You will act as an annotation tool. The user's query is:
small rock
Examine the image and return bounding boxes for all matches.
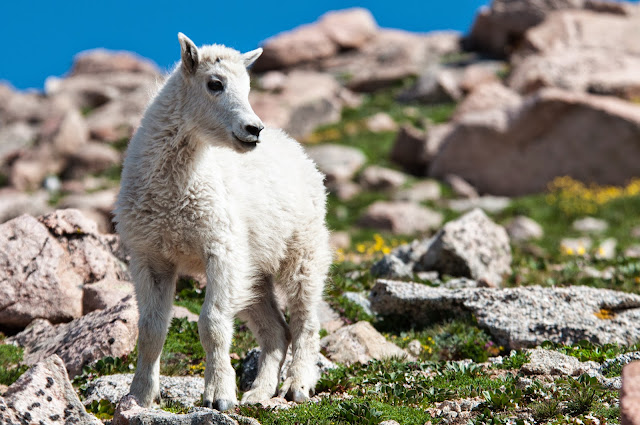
[305,144,366,183]
[0,355,101,425]
[521,348,599,376]
[318,300,343,334]
[259,71,287,92]
[573,217,609,233]
[83,278,134,314]
[393,179,441,203]
[358,201,443,235]
[112,394,238,425]
[625,245,640,258]
[320,321,411,365]
[240,347,336,392]
[390,125,429,175]
[342,292,374,316]
[0,189,51,224]
[380,421,401,425]
[445,174,479,199]
[370,254,414,279]
[447,196,511,214]
[329,231,351,251]
[359,165,407,191]
[506,216,544,242]
[407,339,423,357]
[560,237,593,255]
[418,209,512,287]
[398,65,463,104]
[365,112,397,132]
[172,306,199,322]
[329,180,361,201]
[596,238,617,260]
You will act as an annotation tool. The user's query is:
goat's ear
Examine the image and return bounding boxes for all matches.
[242,48,263,68]
[178,32,199,74]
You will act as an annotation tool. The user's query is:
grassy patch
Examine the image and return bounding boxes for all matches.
[0,344,29,386]
[541,340,640,363]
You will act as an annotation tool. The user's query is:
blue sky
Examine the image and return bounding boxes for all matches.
[0,0,491,90]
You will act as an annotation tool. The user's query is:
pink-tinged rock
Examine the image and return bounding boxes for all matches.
[172,305,199,323]
[394,180,441,203]
[64,142,121,179]
[509,9,640,99]
[46,72,159,111]
[390,125,429,175]
[328,30,461,93]
[8,295,138,377]
[0,215,83,328]
[254,24,338,72]
[430,88,640,196]
[359,165,407,191]
[365,112,397,132]
[622,362,640,425]
[86,88,151,141]
[358,201,443,235]
[0,83,50,125]
[0,188,51,224]
[305,144,366,183]
[519,9,640,57]
[459,61,504,94]
[329,231,351,251]
[48,109,89,155]
[445,174,480,199]
[251,71,347,139]
[0,121,37,165]
[390,124,449,175]
[112,394,239,425]
[83,279,134,314]
[9,144,66,190]
[71,49,159,76]
[466,0,586,57]
[0,355,101,425]
[454,82,522,118]
[39,209,128,283]
[320,321,410,365]
[319,8,378,49]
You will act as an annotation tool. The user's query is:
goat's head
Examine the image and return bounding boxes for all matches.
[177,33,264,152]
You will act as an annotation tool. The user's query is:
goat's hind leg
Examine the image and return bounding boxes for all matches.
[128,258,177,407]
[240,276,291,404]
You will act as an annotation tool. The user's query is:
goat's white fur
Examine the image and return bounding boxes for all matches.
[114,33,331,410]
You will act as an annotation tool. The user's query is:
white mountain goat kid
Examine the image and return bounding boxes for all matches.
[114,33,331,411]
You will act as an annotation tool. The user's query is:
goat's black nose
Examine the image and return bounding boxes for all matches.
[246,125,264,137]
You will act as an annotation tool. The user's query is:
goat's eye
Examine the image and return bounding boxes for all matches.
[207,80,224,92]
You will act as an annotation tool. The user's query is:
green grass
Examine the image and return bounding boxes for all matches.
[0,344,29,386]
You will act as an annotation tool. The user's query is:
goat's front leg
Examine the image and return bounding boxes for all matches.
[129,258,177,407]
[200,252,246,411]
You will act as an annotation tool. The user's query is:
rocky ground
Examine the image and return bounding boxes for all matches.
[1,1,640,424]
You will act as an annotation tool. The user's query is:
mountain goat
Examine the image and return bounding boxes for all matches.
[114,33,331,411]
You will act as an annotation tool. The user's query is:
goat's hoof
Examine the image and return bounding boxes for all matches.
[203,400,212,408]
[285,389,309,403]
[213,399,236,411]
